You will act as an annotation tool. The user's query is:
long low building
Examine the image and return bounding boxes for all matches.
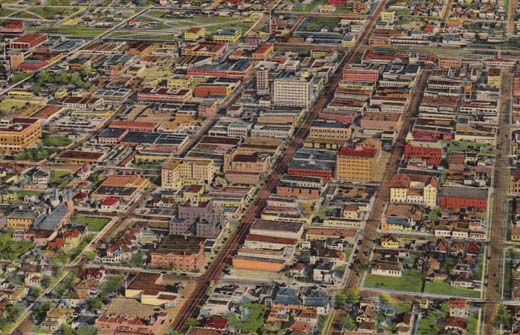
[249,219,304,240]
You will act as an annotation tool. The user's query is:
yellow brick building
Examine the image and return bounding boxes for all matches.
[0,118,42,153]
[212,28,241,43]
[184,26,205,41]
[336,138,381,183]
[161,158,214,189]
[7,211,37,230]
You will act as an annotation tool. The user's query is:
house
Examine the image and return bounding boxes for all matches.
[450,273,474,289]
[80,267,105,280]
[449,298,469,318]
[24,272,41,288]
[42,308,75,332]
[381,203,423,231]
[380,235,400,249]
[445,316,468,333]
[100,197,119,212]
[395,312,414,335]
[370,261,403,277]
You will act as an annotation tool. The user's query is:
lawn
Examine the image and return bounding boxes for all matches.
[17,189,44,200]
[0,8,15,17]
[50,170,72,188]
[0,99,33,114]
[467,314,479,335]
[0,229,34,260]
[226,303,267,333]
[72,216,110,232]
[141,11,253,32]
[12,10,41,19]
[424,281,481,298]
[300,17,341,32]
[288,0,326,12]
[363,271,423,292]
[445,140,495,156]
[43,135,72,147]
[29,7,77,20]
[108,31,177,41]
[30,26,107,38]
[14,148,50,162]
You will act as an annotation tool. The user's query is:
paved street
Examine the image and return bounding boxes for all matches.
[483,70,513,334]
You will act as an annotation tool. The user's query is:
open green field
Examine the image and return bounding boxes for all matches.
[17,189,44,200]
[0,229,34,260]
[446,140,495,156]
[138,12,255,33]
[27,7,78,20]
[363,271,423,292]
[30,26,107,38]
[424,281,481,298]
[72,216,111,232]
[0,8,16,17]
[299,17,341,32]
[283,0,352,13]
[108,31,177,41]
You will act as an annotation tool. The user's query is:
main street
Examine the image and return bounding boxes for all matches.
[170,0,390,330]
[483,70,513,334]
[345,68,430,289]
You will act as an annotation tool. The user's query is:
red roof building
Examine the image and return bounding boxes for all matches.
[10,32,47,49]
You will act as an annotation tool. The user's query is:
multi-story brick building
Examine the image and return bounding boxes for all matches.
[10,32,47,49]
[0,118,42,153]
[95,311,168,335]
[184,26,205,41]
[336,138,382,182]
[389,173,439,208]
[0,20,24,35]
[161,158,214,189]
[150,235,205,271]
[308,120,352,142]
[342,67,380,83]
[223,147,271,185]
[404,140,443,165]
[177,199,224,238]
[439,185,488,210]
[137,87,192,104]
[438,56,462,69]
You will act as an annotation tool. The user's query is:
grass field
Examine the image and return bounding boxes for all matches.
[30,26,107,38]
[424,281,481,298]
[0,8,15,17]
[363,271,423,292]
[108,31,176,41]
[446,140,495,156]
[72,216,111,232]
[140,11,254,33]
[17,190,44,200]
[29,7,78,20]
[0,229,34,260]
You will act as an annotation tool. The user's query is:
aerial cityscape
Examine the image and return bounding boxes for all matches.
[0,0,519,334]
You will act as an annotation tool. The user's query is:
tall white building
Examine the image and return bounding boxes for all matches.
[273,75,314,108]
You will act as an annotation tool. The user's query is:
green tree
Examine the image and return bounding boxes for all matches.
[341,317,355,331]
[344,288,360,305]
[186,318,199,328]
[62,324,75,335]
[33,301,51,322]
[130,251,143,267]
[77,326,97,335]
[495,305,512,329]
[335,291,346,307]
